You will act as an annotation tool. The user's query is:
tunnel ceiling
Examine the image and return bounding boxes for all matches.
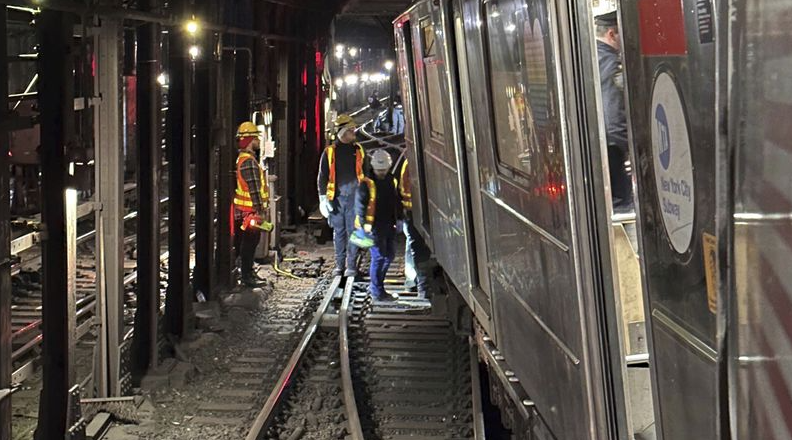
[335,0,412,48]
[257,0,411,48]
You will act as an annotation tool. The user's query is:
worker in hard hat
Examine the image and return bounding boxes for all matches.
[355,149,401,301]
[395,155,430,299]
[234,121,270,287]
[317,114,365,277]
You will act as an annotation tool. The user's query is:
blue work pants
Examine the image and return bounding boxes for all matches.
[369,231,396,299]
[403,219,430,294]
[329,192,358,271]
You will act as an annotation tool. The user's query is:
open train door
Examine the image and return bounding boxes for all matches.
[619,0,726,438]
[727,1,792,438]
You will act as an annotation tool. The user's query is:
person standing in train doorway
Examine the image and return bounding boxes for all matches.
[318,114,366,277]
[395,155,430,299]
[595,10,634,212]
[355,150,401,302]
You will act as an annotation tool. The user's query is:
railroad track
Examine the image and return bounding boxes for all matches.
[247,257,484,440]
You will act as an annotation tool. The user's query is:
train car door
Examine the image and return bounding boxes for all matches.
[458,0,625,437]
[728,1,792,438]
[620,0,722,438]
[405,2,477,298]
[394,14,433,244]
[448,0,494,333]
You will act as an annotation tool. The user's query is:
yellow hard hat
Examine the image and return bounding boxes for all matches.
[334,114,357,132]
[237,121,260,138]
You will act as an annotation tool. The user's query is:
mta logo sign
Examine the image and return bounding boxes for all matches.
[655,104,671,170]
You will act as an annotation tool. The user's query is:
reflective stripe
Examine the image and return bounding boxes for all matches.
[326,143,366,201]
[235,152,269,212]
[355,177,399,229]
[399,159,411,209]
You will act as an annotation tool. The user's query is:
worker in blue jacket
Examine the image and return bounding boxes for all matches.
[355,149,401,301]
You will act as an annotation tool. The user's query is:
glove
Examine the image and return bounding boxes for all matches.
[319,195,333,218]
[363,224,372,234]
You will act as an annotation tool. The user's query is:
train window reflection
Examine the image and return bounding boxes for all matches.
[484,0,564,187]
[421,20,446,140]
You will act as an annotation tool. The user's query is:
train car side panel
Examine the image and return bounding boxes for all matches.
[457,0,598,437]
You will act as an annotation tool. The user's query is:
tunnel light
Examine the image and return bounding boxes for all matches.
[335,51,344,60]
[185,18,200,36]
[505,23,517,33]
[335,44,345,52]
[157,73,168,86]
[348,47,358,57]
[384,60,394,71]
[345,74,359,85]
[334,78,345,88]
[361,73,370,82]
[188,45,201,60]
[370,73,384,83]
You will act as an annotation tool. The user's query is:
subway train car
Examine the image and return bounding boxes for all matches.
[395,0,792,439]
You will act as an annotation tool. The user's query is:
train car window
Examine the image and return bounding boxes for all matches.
[483,0,564,188]
[420,20,446,140]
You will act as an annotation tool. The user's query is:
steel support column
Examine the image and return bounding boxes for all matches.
[0,8,12,439]
[94,18,125,397]
[35,10,75,440]
[132,8,161,379]
[215,53,236,287]
[193,58,213,297]
[276,46,291,224]
[165,26,192,337]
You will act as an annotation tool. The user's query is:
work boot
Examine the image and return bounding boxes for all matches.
[344,268,357,278]
[332,267,344,277]
[241,275,259,288]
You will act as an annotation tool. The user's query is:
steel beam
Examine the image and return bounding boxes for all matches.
[215,53,235,287]
[132,6,161,380]
[193,58,214,298]
[35,10,75,440]
[93,18,124,397]
[0,0,310,42]
[0,8,12,439]
[165,24,192,337]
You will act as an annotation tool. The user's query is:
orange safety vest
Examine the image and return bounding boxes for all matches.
[326,143,365,201]
[234,152,269,212]
[398,159,412,210]
[355,176,398,229]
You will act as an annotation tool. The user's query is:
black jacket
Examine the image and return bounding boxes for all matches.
[355,172,400,234]
[597,40,629,154]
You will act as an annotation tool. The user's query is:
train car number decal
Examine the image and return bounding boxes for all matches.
[650,71,695,254]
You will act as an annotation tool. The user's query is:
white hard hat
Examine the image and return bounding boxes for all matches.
[370,149,392,171]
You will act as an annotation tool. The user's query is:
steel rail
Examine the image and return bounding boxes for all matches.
[339,277,365,440]
[245,275,343,440]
